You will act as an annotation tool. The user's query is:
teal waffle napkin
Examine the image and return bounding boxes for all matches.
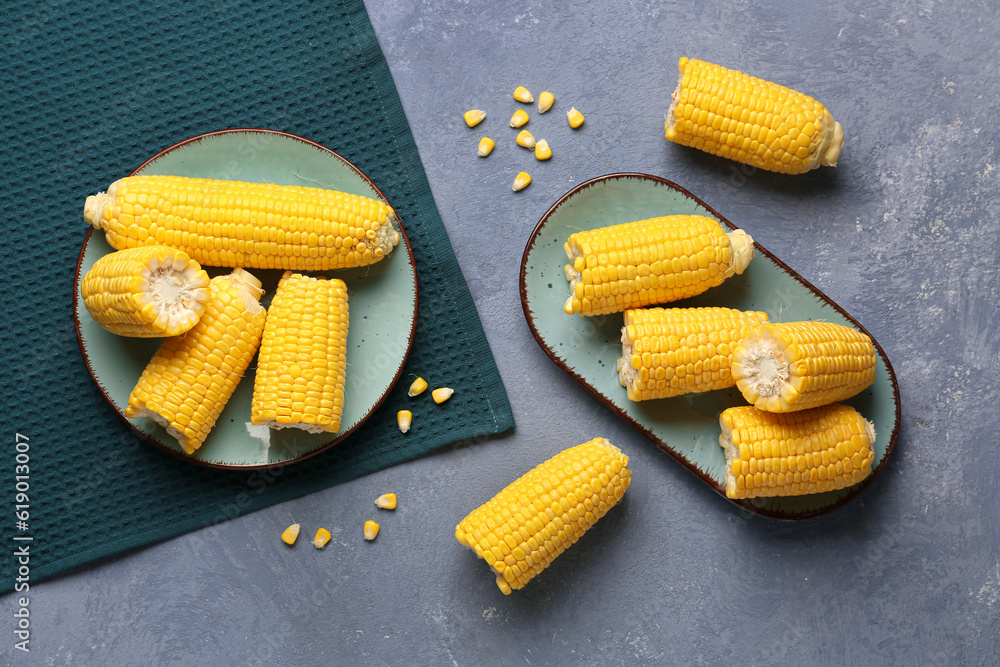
[0,0,514,589]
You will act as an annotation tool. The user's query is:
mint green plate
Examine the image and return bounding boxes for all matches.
[74,129,418,469]
[519,173,900,519]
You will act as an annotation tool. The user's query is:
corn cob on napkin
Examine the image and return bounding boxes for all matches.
[0,0,514,589]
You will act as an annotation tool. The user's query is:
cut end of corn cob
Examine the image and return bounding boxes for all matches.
[477,137,495,157]
[364,520,380,541]
[397,409,412,433]
[282,523,301,545]
[665,57,843,174]
[732,321,877,413]
[538,91,554,113]
[376,493,397,510]
[512,172,532,192]
[455,437,631,595]
[431,387,454,404]
[313,527,332,549]
[81,246,210,337]
[562,215,755,316]
[534,139,552,160]
[516,130,536,149]
[567,107,585,129]
[510,109,530,128]
[464,109,487,127]
[513,86,534,103]
[619,307,770,401]
[407,377,428,396]
[719,404,875,499]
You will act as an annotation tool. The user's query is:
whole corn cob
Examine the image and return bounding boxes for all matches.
[665,57,844,174]
[84,175,400,271]
[719,404,875,499]
[455,437,630,595]
[251,271,349,434]
[618,306,770,401]
[731,321,876,413]
[81,246,210,337]
[125,268,267,454]
[564,214,754,316]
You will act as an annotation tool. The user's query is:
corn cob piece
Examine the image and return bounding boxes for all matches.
[564,214,754,316]
[665,57,844,174]
[618,306,770,401]
[719,404,875,499]
[125,269,266,454]
[251,271,349,434]
[455,437,630,595]
[732,321,876,413]
[81,246,210,337]
[84,175,400,271]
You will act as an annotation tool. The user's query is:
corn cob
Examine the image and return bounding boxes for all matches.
[665,57,844,174]
[618,306,770,401]
[719,404,875,499]
[81,246,210,337]
[251,271,349,434]
[732,321,876,413]
[84,175,400,271]
[564,214,754,316]
[455,437,630,595]
[125,269,266,454]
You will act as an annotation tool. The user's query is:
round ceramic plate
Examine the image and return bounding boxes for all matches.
[74,129,418,469]
[519,173,900,519]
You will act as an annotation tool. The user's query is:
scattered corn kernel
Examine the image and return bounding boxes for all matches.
[516,130,536,149]
[534,139,552,160]
[538,91,554,113]
[408,377,428,396]
[397,409,412,433]
[567,107,585,129]
[512,172,532,192]
[364,520,380,541]
[464,109,486,127]
[510,109,529,128]
[477,137,495,157]
[432,387,455,403]
[281,523,300,545]
[313,527,332,549]
[376,493,398,510]
[513,86,534,103]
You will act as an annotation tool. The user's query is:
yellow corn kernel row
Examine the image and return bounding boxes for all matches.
[732,321,876,412]
[564,214,755,316]
[665,57,843,174]
[719,404,875,499]
[619,306,770,401]
[455,437,630,594]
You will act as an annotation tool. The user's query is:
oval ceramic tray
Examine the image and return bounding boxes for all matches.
[519,173,900,519]
[74,129,418,469]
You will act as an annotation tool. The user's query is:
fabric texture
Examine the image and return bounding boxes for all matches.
[0,0,514,589]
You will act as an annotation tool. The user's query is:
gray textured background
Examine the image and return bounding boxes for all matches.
[7,1,999,665]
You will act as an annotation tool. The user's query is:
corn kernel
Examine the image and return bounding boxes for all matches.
[512,172,532,192]
[313,527,332,549]
[281,523,300,545]
[464,109,486,127]
[408,377,428,397]
[516,130,536,149]
[567,107,585,129]
[538,91,554,113]
[397,409,412,433]
[376,493,398,510]
[534,139,552,160]
[364,520,380,541]
[510,109,529,128]
[432,387,455,403]
[513,86,534,103]
[477,137,495,157]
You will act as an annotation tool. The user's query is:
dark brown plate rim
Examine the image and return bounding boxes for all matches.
[73,127,419,471]
[518,172,901,520]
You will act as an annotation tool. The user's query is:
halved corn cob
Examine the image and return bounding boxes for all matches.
[84,175,400,271]
[81,246,210,337]
[618,306,770,401]
[125,269,266,454]
[564,214,754,316]
[455,437,630,595]
[251,271,349,434]
[719,404,875,499]
[732,321,876,413]
[665,57,844,174]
